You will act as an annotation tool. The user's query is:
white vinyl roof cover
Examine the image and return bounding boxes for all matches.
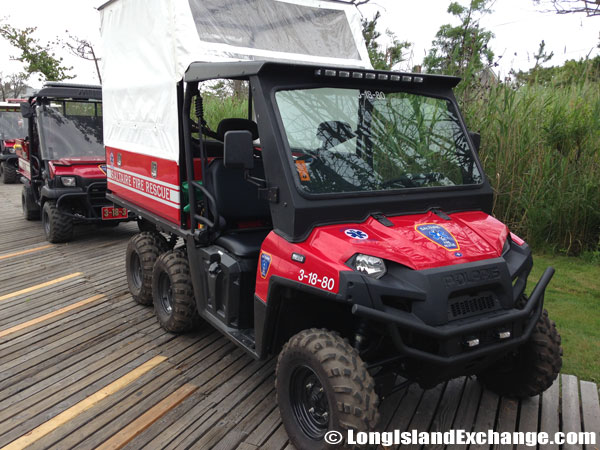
[99,0,371,162]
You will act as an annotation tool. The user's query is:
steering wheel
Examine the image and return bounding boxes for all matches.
[380,172,446,189]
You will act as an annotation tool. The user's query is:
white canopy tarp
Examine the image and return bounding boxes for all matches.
[99,0,371,162]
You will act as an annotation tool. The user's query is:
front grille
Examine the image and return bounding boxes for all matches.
[88,183,108,206]
[448,292,499,320]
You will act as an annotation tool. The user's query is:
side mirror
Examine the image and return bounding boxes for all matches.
[468,131,481,153]
[224,130,254,170]
[20,102,34,119]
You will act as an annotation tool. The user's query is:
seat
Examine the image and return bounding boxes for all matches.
[216,118,259,142]
[206,159,271,258]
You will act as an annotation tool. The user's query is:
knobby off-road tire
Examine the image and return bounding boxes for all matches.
[22,186,40,220]
[478,307,562,398]
[1,162,17,184]
[42,202,73,243]
[126,232,169,305]
[276,329,380,450]
[152,249,199,333]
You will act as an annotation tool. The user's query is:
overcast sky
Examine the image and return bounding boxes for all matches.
[0,0,598,88]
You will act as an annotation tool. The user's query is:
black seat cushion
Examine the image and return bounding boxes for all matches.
[207,159,270,222]
[216,118,259,142]
[215,229,270,258]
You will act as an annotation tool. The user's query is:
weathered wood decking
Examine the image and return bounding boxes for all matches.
[0,183,598,449]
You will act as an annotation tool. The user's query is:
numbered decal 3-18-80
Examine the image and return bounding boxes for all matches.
[298,269,335,291]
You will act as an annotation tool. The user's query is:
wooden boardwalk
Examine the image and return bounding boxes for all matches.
[0,182,598,450]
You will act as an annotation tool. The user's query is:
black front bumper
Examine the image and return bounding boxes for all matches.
[341,241,553,371]
[44,182,136,223]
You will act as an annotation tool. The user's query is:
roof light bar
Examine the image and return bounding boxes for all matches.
[314,68,425,84]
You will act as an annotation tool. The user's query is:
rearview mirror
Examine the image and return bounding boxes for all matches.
[469,131,481,153]
[20,102,34,119]
[224,130,254,170]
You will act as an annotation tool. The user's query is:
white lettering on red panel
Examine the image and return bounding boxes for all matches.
[107,166,180,208]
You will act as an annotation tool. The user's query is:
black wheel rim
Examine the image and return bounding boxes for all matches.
[157,271,173,314]
[289,365,330,440]
[130,252,142,289]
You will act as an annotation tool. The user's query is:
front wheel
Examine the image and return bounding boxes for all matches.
[478,308,562,397]
[42,202,73,243]
[1,162,17,184]
[276,329,380,450]
[22,186,40,220]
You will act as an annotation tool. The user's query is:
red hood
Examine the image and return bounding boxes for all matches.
[49,159,107,179]
[305,211,509,271]
[2,140,15,147]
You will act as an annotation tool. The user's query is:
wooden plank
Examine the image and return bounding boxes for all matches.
[580,380,600,450]
[1,356,167,450]
[517,396,540,450]
[540,377,560,450]
[425,377,466,450]
[400,382,445,450]
[385,382,424,435]
[0,272,83,302]
[562,374,582,450]
[0,294,104,338]
[469,389,500,450]
[447,377,483,450]
[0,244,53,261]
[95,383,198,450]
[494,397,519,450]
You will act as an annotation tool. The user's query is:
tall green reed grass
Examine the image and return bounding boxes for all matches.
[463,80,600,254]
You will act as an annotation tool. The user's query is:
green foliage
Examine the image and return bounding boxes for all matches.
[512,55,600,86]
[463,79,600,254]
[423,0,494,77]
[361,11,412,70]
[0,22,73,82]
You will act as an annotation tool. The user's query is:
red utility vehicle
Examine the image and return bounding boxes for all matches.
[17,83,134,243]
[0,100,28,184]
[100,1,562,448]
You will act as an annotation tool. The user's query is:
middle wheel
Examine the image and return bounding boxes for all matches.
[152,249,199,333]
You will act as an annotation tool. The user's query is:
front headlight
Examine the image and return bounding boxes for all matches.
[8,147,16,154]
[61,176,76,187]
[353,254,387,279]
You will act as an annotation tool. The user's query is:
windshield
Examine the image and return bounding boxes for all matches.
[275,87,482,195]
[37,100,104,160]
[0,109,27,140]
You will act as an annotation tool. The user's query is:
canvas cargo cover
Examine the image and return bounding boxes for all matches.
[99,0,371,162]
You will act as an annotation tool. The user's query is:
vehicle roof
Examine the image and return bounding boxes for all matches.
[0,102,22,108]
[184,60,461,88]
[32,83,102,101]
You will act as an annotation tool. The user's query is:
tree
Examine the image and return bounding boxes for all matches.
[423,0,495,79]
[0,22,73,82]
[0,72,28,101]
[534,0,600,16]
[361,11,412,70]
[60,33,102,84]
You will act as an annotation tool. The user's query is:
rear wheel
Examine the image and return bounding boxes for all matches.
[276,329,380,449]
[126,232,169,305]
[1,162,17,184]
[152,249,199,333]
[478,308,562,397]
[42,202,73,243]
[22,186,40,220]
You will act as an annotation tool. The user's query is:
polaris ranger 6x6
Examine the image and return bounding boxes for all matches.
[17,83,134,243]
[100,1,561,449]
[0,100,27,184]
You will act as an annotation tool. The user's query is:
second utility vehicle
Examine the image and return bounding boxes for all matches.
[0,100,27,184]
[100,1,562,449]
[17,82,135,242]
